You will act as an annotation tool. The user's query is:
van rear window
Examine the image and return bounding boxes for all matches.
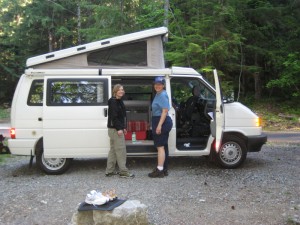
[28,80,44,106]
[46,78,108,106]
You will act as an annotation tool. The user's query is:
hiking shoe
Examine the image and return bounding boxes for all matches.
[119,172,135,178]
[105,171,119,177]
[85,190,109,205]
[163,169,168,176]
[148,168,164,178]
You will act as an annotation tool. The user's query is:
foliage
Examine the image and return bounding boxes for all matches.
[0,107,10,119]
[79,0,165,41]
[242,98,300,131]
[0,0,300,104]
[266,53,300,98]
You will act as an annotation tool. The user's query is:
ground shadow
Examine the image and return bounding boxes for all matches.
[2,153,269,177]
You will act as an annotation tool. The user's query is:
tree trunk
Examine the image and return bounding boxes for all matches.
[77,4,81,45]
[253,52,262,100]
[253,72,261,100]
[48,31,53,52]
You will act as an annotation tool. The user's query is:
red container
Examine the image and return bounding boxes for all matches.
[127,120,148,132]
[125,131,147,140]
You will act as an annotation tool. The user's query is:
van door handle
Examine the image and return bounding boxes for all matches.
[38,117,43,121]
[104,108,108,117]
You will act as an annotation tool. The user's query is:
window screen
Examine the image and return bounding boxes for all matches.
[87,41,147,67]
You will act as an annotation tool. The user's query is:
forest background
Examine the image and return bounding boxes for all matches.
[0,0,299,130]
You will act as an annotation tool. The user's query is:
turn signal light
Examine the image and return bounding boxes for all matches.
[255,117,262,127]
[10,128,16,139]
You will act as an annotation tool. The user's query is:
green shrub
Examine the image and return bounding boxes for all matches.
[0,107,10,119]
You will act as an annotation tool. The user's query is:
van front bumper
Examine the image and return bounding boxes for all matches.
[247,133,268,152]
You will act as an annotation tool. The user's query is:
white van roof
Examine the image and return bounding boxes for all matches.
[26,27,168,69]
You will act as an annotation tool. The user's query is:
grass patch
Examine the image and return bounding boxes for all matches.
[0,154,11,165]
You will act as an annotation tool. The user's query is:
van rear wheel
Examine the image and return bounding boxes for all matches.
[36,149,71,175]
[215,135,247,169]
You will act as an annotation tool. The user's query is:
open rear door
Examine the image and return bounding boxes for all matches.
[213,69,225,152]
[43,76,111,158]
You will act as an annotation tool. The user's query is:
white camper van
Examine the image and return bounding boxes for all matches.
[8,27,267,174]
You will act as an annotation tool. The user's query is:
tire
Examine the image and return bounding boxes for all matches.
[36,147,72,175]
[214,135,247,169]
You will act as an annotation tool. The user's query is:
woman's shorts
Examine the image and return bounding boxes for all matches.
[152,116,173,147]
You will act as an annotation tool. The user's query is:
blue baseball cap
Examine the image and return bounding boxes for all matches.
[154,76,165,85]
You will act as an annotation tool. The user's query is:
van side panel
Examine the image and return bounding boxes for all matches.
[8,75,43,156]
[43,106,110,157]
[224,102,261,136]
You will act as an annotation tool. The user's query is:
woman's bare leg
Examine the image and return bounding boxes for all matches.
[157,146,165,168]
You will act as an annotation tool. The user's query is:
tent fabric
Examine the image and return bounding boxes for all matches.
[31,37,165,69]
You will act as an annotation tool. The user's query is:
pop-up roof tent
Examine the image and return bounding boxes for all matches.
[26,27,168,69]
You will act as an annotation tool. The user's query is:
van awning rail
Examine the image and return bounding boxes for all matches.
[24,67,200,76]
[25,68,172,76]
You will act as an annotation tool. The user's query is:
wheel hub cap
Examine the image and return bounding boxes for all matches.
[220,142,241,164]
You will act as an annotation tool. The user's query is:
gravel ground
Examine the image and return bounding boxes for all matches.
[0,143,299,225]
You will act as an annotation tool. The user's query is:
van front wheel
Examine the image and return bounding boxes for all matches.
[215,135,247,169]
[36,150,72,175]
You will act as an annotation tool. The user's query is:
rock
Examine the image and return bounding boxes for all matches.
[71,211,94,225]
[70,200,148,225]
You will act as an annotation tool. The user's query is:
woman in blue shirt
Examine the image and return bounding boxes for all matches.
[148,77,173,178]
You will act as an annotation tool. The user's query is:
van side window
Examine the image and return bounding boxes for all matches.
[46,78,108,106]
[122,84,152,100]
[27,79,44,106]
[171,77,215,103]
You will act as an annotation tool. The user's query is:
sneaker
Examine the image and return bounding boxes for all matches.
[119,172,135,178]
[148,168,164,178]
[85,190,109,205]
[105,171,119,177]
